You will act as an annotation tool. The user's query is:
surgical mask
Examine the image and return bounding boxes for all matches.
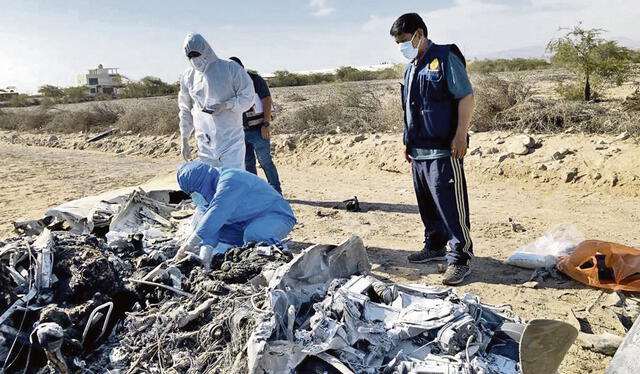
[190,192,209,208]
[399,32,420,61]
[190,56,207,72]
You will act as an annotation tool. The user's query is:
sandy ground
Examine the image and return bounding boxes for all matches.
[2,140,639,373]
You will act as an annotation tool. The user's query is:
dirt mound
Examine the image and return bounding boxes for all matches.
[2,129,639,197]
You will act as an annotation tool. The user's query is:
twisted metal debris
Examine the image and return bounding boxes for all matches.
[1,181,581,374]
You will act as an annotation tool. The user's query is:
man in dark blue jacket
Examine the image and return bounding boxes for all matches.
[390,13,475,285]
[230,57,282,194]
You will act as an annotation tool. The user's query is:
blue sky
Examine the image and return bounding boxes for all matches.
[1,0,639,93]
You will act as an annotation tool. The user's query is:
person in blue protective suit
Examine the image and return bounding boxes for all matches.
[173,161,296,262]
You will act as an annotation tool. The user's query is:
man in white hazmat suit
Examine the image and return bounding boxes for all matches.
[178,33,255,168]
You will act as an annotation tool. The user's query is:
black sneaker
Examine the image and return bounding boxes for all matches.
[407,247,447,263]
[442,264,471,285]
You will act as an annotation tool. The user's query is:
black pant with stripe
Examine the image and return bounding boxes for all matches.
[411,156,473,265]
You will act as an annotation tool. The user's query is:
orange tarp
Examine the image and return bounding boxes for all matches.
[557,240,640,292]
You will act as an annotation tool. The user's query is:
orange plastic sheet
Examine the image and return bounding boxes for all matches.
[557,240,640,292]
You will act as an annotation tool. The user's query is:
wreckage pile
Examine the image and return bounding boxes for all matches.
[0,184,295,373]
[1,181,580,373]
[247,238,578,374]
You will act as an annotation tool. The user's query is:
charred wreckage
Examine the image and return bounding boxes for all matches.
[0,177,592,374]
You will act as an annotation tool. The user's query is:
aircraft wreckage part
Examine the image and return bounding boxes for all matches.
[33,229,55,291]
[35,322,70,374]
[125,278,194,298]
[248,235,579,374]
[86,128,115,143]
[81,301,114,346]
[248,236,371,374]
[519,319,578,374]
[1,171,582,374]
[44,173,180,235]
[606,316,640,374]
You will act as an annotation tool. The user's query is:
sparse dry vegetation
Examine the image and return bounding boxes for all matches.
[623,87,640,112]
[1,68,639,137]
[495,100,640,134]
[468,58,550,73]
[273,85,402,134]
[116,101,178,134]
[472,74,533,131]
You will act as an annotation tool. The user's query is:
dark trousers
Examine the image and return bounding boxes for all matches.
[244,127,282,193]
[411,157,473,265]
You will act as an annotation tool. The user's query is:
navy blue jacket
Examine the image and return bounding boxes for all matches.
[402,43,466,150]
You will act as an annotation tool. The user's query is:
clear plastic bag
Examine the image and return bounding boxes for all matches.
[505,223,585,269]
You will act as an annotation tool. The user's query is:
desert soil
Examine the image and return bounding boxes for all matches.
[2,132,639,374]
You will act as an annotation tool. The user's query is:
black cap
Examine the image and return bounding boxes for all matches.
[229,56,243,67]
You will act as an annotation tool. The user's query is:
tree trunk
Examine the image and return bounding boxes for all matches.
[584,74,591,101]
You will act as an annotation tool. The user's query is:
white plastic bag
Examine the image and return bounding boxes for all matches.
[505,223,584,269]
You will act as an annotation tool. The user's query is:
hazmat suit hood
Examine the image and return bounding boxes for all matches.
[177,161,219,201]
[183,33,218,72]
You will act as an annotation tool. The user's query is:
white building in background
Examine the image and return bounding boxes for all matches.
[77,64,122,97]
[0,86,19,102]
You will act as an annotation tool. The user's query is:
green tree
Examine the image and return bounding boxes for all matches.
[63,86,90,102]
[38,85,65,98]
[547,24,633,101]
[8,94,32,107]
[121,76,178,98]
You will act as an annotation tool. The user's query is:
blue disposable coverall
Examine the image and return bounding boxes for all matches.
[176,161,296,249]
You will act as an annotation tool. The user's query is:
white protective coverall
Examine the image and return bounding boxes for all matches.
[178,33,255,168]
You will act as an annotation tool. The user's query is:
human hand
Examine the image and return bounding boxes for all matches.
[171,233,201,262]
[203,102,229,115]
[261,124,271,139]
[181,137,191,161]
[451,133,468,159]
[404,148,411,163]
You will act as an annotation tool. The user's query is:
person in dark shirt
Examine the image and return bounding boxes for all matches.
[230,57,282,194]
[390,13,475,285]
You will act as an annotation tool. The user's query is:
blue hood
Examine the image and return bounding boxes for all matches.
[176,161,219,201]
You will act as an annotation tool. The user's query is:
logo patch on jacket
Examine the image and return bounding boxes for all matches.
[429,58,440,72]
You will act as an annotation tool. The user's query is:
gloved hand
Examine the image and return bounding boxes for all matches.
[203,101,231,115]
[181,137,191,162]
[172,233,201,261]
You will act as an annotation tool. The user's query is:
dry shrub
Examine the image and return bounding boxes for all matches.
[494,99,640,135]
[115,101,178,134]
[472,74,532,131]
[45,111,96,133]
[273,85,402,134]
[44,104,123,133]
[91,103,123,125]
[623,87,640,111]
[286,92,307,102]
[0,109,51,131]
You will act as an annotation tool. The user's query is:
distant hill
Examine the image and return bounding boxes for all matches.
[470,37,640,61]
[471,45,546,60]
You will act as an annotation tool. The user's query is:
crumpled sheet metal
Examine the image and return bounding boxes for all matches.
[268,236,371,292]
[44,172,179,234]
[105,188,177,245]
[33,229,54,290]
[249,236,371,374]
[606,315,640,374]
[248,236,577,374]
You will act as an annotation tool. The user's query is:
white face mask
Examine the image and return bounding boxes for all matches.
[399,32,420,61]
[190,56,207,72]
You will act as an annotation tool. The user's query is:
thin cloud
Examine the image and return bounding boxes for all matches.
[362,0,640,59]
[309,0,335,17]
